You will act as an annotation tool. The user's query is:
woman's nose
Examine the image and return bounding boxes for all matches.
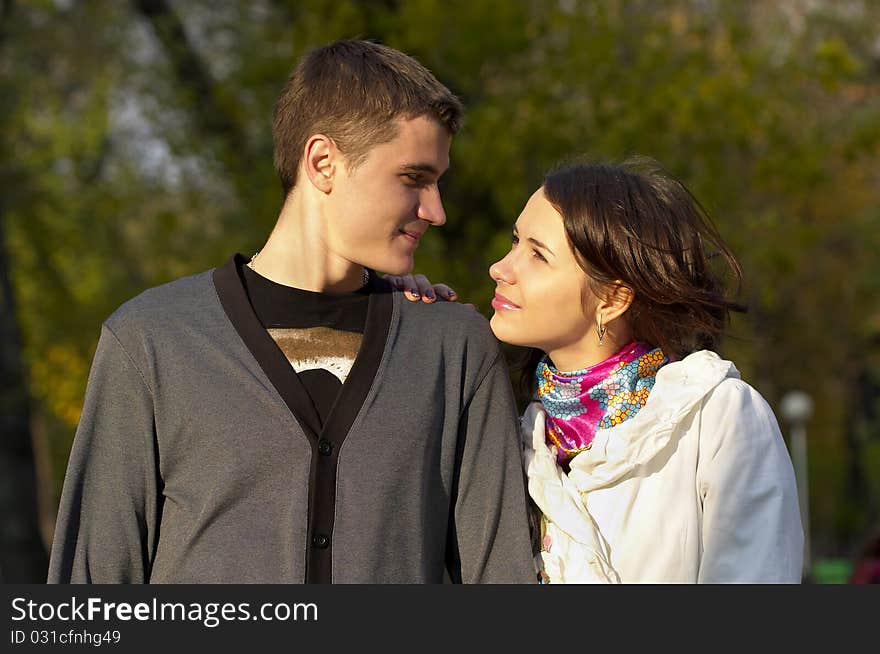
[489,253,514,284]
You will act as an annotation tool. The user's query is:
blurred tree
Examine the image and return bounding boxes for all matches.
[0,0,49,582]
[1,0,878,570]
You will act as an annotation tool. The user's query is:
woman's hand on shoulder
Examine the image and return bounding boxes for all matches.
[384,273,464,305]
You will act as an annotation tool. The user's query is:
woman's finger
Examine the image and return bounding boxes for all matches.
[395,274,422,301]
[432,284,458,301]
[413,274,437,302]
[383,274,405,290]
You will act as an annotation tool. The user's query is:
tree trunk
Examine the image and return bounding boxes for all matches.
[0,213,50,582]
[0,0,50,584]
[132,0,255,191]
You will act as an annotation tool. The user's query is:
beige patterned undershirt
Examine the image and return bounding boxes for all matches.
[267,327,363,384]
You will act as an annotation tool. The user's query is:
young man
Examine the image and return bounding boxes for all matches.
[48,40,536,583]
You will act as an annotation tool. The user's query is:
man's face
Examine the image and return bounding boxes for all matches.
[326,115,451,275]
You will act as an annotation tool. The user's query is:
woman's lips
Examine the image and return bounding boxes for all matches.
[491,292,521,311]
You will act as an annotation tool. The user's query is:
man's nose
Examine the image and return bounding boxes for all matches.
[417,185,446,226]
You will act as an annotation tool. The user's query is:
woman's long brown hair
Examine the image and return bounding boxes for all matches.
[516,157,745,399]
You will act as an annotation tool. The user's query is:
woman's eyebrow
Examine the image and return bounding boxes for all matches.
[528,237,554,255]
[513,226,555,257]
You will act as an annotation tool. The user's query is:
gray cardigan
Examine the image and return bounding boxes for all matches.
[48,255,536,583]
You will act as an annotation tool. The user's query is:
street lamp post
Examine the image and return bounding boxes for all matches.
[779,390,813,581]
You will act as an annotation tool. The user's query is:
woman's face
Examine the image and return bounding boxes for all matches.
[489,187,599,365]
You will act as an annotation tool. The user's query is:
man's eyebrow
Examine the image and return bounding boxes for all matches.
[399,163,443,176]
[513,225,555,256]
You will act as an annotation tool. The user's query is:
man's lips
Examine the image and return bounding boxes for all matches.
[491,292,521,311]
[399,229,424,243]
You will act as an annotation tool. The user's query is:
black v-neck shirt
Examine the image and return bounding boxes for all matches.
[240,262,370,427]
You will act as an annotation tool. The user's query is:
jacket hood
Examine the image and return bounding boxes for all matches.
[563,350,739,493]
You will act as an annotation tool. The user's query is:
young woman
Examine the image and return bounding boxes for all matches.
[388,158,804,583]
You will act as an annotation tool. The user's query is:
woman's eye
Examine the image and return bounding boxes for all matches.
[511,234,519,245]
[532,249,547,262]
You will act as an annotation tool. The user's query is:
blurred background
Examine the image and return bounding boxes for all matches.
[1,0,879,583]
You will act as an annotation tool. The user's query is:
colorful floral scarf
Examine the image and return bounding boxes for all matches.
[536,342,669,464]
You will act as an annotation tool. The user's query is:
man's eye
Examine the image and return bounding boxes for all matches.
[404,174,423,185]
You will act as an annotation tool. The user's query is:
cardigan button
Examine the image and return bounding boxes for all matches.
[318,439,333,456]
[312,534,330,549]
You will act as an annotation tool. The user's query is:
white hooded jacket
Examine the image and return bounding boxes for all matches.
[523,350,804,583]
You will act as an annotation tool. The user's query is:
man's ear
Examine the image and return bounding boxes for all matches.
[302,134,336,193]
[599,281,635,323]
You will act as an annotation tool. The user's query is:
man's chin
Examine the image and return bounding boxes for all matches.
[376,257,414,276]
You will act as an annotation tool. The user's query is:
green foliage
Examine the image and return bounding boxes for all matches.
[3,0,879,556]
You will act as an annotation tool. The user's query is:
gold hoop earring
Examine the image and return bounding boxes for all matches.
[597,314,607,346]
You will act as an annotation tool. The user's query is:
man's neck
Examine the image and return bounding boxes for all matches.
[249,192,366,294]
